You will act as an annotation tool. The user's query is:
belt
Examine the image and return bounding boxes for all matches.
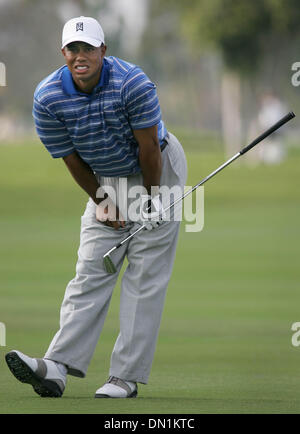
[160,133,169,152]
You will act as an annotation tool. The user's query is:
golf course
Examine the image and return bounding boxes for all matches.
[1,132,300,414]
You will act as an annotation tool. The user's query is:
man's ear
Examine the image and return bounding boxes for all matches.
[61,48,66,57]
[100,45,107,56]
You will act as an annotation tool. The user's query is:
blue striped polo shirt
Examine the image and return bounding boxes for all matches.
[33,56,167,177]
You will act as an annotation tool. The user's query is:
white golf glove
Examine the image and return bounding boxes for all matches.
[139,194,167,230]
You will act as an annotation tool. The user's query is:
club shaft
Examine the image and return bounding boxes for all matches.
[164,153,241,213]
[118,224,146,246]
[104,224,146,257]
[105,153,243,251]
[165,112,295,213]
[104,111,295,255]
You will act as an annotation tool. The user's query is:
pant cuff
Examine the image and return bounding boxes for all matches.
[109,370,148,385]
[44,355,86,378]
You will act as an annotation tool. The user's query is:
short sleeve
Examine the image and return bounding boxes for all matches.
[121,67,162,130]
[33,98,75,158]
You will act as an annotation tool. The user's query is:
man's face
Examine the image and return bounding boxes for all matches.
[62,41,106,90]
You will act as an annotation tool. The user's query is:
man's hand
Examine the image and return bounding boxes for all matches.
[96,191,125,230]
[139,194,167,231]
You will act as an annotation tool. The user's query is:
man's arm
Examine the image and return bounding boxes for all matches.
[133,125,162,196]
[62,152,125,229]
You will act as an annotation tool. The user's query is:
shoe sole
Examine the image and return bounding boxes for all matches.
[5,352,62,398]
[95,390,138,399]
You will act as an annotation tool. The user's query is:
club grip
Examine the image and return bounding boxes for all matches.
[240,111,295,155]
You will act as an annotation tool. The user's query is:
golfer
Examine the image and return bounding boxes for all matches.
[5,16,187,398]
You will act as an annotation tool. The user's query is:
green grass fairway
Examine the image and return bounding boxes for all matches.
[1,137,300,414]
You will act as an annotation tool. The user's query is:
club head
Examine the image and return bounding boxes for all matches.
[103,254,117,274]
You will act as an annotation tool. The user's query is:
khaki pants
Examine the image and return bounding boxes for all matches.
[44,133,187,384]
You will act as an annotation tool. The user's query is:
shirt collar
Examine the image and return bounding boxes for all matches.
[61,57,110,96]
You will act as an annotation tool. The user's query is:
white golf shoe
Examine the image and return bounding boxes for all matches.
[95,376,138,398]
[5,350,67,397]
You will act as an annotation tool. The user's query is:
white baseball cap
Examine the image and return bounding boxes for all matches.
[61,16,105,49]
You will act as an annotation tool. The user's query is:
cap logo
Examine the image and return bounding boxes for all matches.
[76,22,83,32]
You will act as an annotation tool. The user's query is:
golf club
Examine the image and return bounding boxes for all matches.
[103,111,295,274]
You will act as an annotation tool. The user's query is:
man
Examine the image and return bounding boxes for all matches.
[5,16,187,398]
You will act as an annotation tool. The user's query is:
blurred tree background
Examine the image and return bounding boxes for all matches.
[0,0,299,152]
